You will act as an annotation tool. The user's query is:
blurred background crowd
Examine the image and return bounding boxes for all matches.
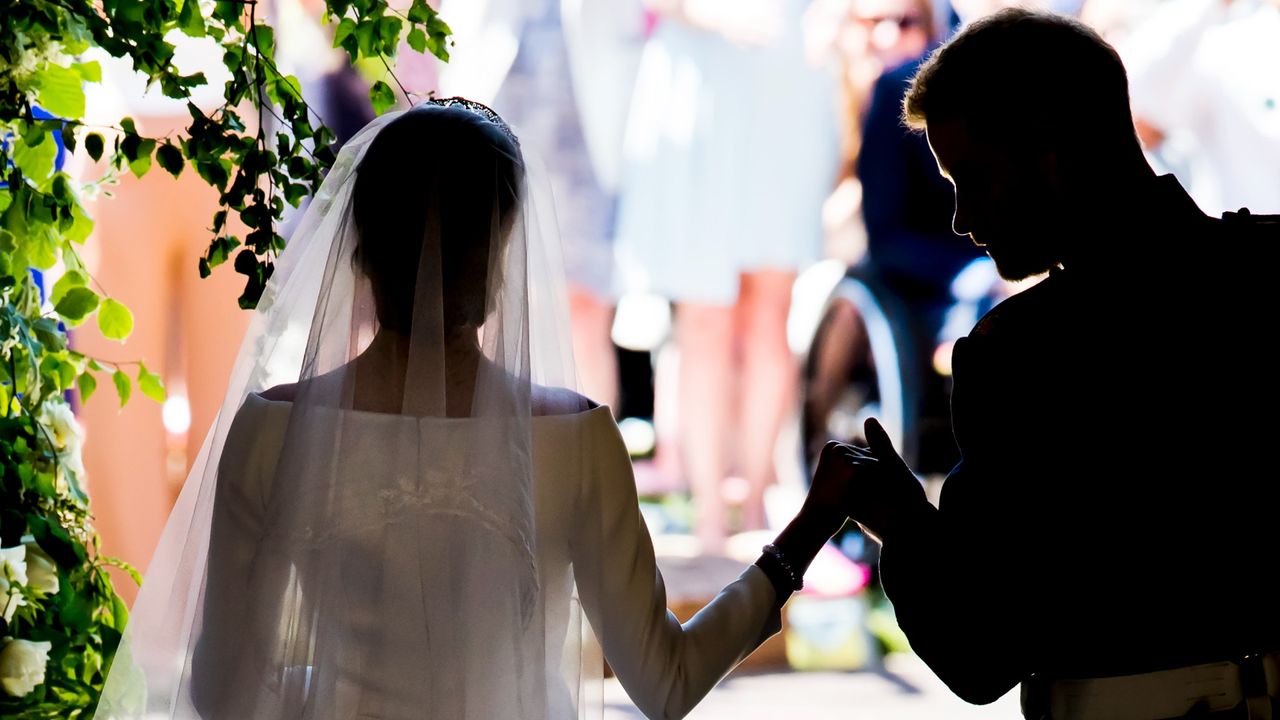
[69,0,1279,713]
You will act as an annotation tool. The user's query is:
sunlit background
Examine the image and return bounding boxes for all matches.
[66,0,1279,715]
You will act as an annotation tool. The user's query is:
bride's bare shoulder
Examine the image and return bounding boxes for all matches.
[532,385,600,417]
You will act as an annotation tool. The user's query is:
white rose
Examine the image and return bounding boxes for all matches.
[0,547,29,624]
[36,398,87,482]
[37,398,81,451]
[58,435,86,486]
[0,638,53,698]
[21,542,59,596]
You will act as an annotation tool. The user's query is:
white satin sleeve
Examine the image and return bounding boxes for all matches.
[190,396,285,713]
[570,414,781,720]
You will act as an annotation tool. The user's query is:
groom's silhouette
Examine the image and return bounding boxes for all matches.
[815,8,1280,718]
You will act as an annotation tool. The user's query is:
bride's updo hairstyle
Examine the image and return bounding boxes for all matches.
[352,101,523,334]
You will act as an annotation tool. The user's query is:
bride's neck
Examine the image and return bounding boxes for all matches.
[366,326,482,364]
[356,327,484,415]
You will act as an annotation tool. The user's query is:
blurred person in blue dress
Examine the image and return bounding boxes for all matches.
[615,0,839,549]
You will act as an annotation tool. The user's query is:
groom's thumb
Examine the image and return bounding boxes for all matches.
[865,418,895,457]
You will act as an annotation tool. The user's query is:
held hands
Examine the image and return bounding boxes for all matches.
[808,418,932,544]
[772,419,932,590]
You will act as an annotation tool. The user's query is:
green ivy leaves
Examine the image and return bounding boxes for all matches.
[111,369,130,407]
[329,0,453,118]
[1,0,453,711]
[156,143,184,177]
[33,64,86,119]
[53,287,98,324]
[97,299,134,341]
[84,133,104,162]
[370,80,397,116]
[137,363,166,403]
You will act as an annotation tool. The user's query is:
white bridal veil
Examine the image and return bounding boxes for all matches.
[95,99,600,719]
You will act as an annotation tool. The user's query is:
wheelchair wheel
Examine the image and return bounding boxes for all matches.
[801,275,913,477]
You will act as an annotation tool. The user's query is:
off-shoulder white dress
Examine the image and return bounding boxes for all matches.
[209,393,779,720]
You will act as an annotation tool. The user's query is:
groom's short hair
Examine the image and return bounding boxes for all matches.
[904,9,1141,159]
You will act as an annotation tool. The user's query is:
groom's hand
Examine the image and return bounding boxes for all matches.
[837,418,932,544]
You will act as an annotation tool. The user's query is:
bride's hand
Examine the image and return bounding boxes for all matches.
[801,440,860,538]
[762,442,854,587]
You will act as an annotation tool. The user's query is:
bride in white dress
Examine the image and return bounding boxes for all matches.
[93,100,849,720]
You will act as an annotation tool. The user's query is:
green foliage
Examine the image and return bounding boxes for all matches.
[1,0,453,712]
[96,299,133,342]
[0,279,133,716]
